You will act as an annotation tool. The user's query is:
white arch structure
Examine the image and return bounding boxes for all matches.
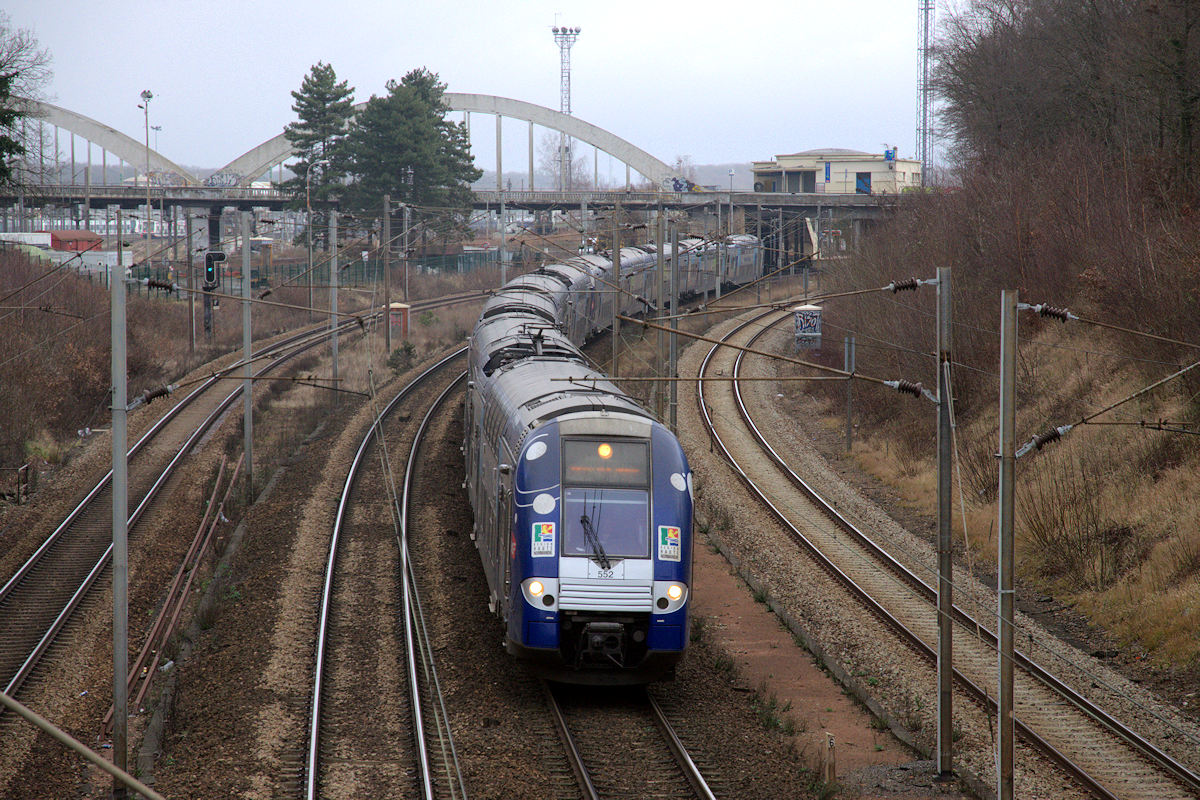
[214,93,682,189]
[24,93,683,190]
[25,99,201,185]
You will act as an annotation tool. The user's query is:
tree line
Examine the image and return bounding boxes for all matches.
[935,0,1200,196]
[278,62,481,245]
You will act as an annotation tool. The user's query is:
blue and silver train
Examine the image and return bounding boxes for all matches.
[464,234,760,683]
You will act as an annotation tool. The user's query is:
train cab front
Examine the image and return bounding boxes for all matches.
[508,418,693,685]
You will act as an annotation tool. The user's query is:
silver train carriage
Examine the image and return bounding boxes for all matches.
[463,235,758,683]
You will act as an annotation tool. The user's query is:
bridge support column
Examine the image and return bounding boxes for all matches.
[496,114,503,192]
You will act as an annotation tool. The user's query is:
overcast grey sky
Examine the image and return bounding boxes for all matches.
[8,1,922,182]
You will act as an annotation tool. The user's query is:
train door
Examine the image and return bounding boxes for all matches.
[497,443,515,618]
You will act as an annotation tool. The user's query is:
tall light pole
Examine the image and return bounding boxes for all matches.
[138,90,152,270]
[305,159,329,322]
[151,125,161,151]
[551,24,580,190]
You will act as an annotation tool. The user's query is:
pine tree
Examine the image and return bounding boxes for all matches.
[339,68,481,241]
[279,61,354,205]
[0,73,24,186]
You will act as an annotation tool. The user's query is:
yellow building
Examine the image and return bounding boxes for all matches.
[752,148,921,194]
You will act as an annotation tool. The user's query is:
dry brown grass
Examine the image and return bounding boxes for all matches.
[799,141,1200,667]
[0,249,494,469]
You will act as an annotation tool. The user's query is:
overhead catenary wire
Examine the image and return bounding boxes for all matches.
[1017,357,1200,457]
[1020,301,1200,351]
[620,312,938,403]
[650,273,937,324]
[703,315,1200,757]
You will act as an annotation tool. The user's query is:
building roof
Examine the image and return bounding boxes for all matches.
[779,148,872,158]
[50,230,102,240]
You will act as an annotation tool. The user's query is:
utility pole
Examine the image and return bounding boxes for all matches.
[656,207,666,420]
[997,290,1018,800]
[844,336,855,452]
[669,221,679,431]
[936,266,954,780]
[110,208,128,800]
[756,204,763,305]
[185,211,194,352]
[403,204,411,302]
[329,212,339,407]
[383,195,392,354]
[500,190,507,286]
[241,212,254,499]
[715,198,721,304]
[611,214,620,377]
[139,90,152,274]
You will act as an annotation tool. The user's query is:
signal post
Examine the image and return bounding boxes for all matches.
[202,250,224,337]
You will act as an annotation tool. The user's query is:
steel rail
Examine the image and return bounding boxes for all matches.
[0,320,351,607]
[698,307,1198,799]
[730,310,1200,796]
[704,312,1113,796]
[305,347,466,800]
[1,318,361,698]
[540,681,601,800]
[645,690,718,800]
[400,371,470,800]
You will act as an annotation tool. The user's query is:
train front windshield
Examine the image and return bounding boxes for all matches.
[561,439,650,560]
[563,488,649,558]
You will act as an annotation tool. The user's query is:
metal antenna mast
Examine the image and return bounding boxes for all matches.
[552,24,581,190]
[917,0,934,187]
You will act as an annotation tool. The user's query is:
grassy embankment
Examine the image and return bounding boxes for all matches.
[796,145,1200,670]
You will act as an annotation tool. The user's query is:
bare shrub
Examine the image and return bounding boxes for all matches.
[1017,448,1142,590]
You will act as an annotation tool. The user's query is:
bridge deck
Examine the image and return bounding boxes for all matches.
[3,185,897,217]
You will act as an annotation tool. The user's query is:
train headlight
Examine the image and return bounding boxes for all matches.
[652,580,688,614]
[597,443,613,459]
[522,577,558,610]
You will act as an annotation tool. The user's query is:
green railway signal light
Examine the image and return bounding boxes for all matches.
[204,251,225,289]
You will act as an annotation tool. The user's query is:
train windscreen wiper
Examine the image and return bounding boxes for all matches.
[579,513,611,570]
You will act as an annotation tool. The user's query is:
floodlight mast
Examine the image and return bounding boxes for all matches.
[552,25,581,190]
[917,0,934,187]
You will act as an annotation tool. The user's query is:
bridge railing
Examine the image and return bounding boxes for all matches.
[15,185,292,203]
[5,185,900,214]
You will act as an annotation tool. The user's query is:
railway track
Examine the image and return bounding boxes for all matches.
[0,289,487,712]
[0,320,362,705]
[303,348,467,800]
[696,306,1200,800]
[543,681,717,800]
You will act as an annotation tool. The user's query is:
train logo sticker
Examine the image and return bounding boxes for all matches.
[532,522,556,557]
[658,525,681,562]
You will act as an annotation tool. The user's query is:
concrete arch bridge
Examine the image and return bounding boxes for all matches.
[18,93,689,192]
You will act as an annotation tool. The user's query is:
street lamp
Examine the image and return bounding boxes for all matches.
[138,90,152,269]
[151,125,161,151]
[305,158,330,321]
